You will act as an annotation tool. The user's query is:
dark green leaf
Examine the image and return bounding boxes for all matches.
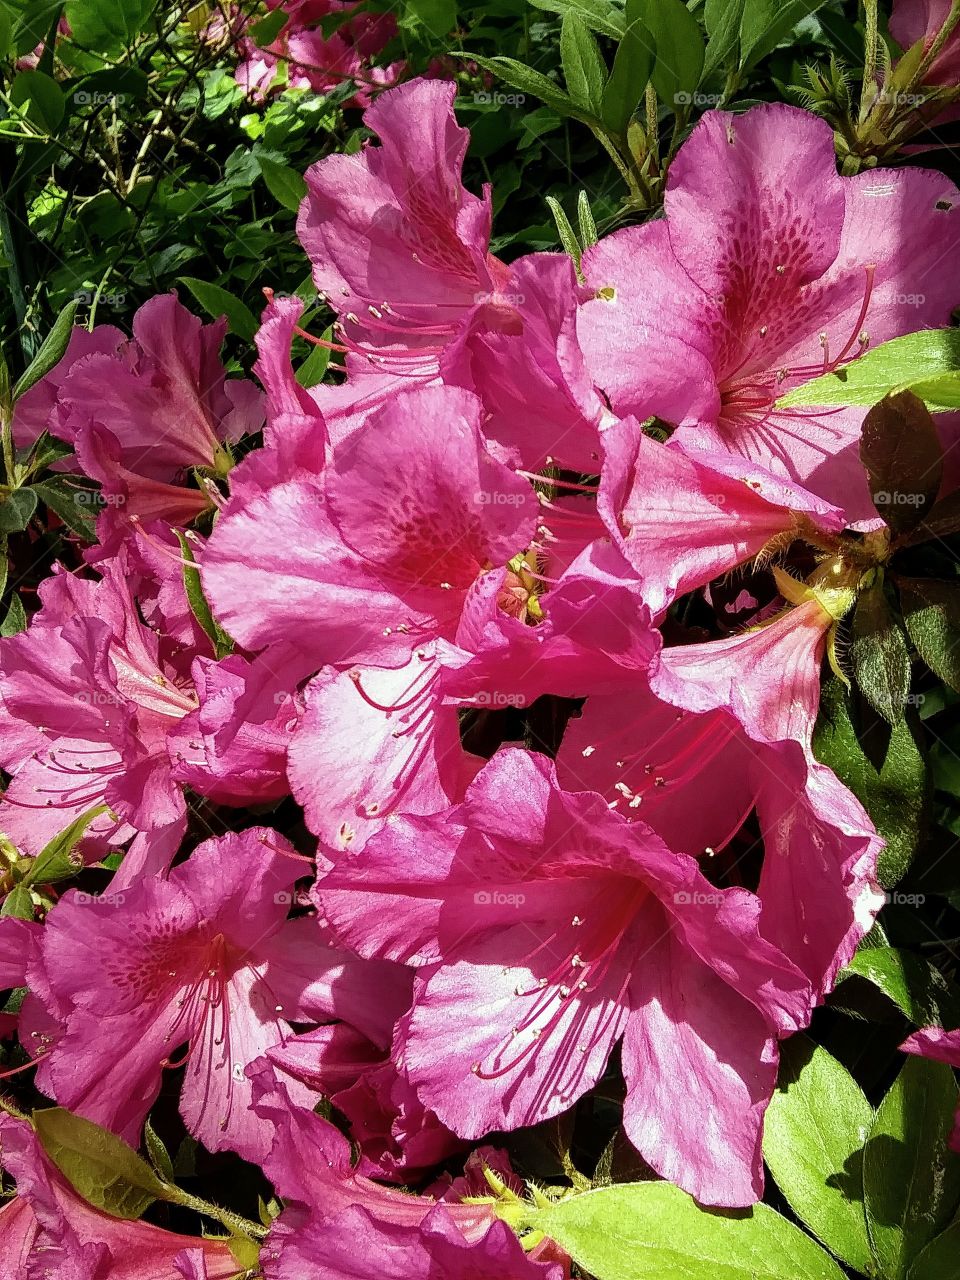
[841,946,960,1029]
[466,56,593,123]
[902,490,960,546]
[0,487,37,534]
[0,4,12,60]
[9,67,64,133]
[175,531,233,659]
[296,330,332,388]
[532,1181,845,1279]
[863,1057,960,1279]
[64,0,156,52]
[635,0,705,106]
[178,278,258,342]
[406,0,457,36]
[144,1117,176,1184]
[249,7,286,46]
[908,1218,960,1280]
[600,4,654,135]
[527,0,625,39]
[814,677,927,887]
[703,0,746,76]
[740,0,832,70]
[0,593,26,636]
[763,1036,873,1273]
[850,582,911,724]
[12,300,79,400]
[258,156,308,213]
[859,392,943,535]
[7,0,62,55]
[34,1108,167,1220]
[561,12,607,115]
[899,578,960,692]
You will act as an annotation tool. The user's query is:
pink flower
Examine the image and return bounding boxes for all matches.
[0,1114,238,1279]
[576,104,960,520]
[14,294,264,532]
[28,827,409,1161]
[297,80,517,393]
[558,590,884,992]
[314,748,814,1206]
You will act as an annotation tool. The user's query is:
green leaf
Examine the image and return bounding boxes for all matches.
[863,1057,960,1280]
[466,55,593,123]
[841,946,960,1028]
[576,189,598,248]
[527,0,625,40]
[763,1036,873,1273]
[296,330,332,388]
[859,392,943,535]
[0,4,12,60]
[778,330,960,413]
[533,1181,845,1280]
[175,531,233,660]
[12,300,79,400]
[561,12,607,115]
[406,0,457,36]
[635,0,705,106]
[144,1117,176,1184]
[9,68,64,133]
[178,278,258,342]
[0,593,26,636]
[900,578,960,692]
[65,0,156,52]
[0,487,37,534]
[813,677,927,887]
[546,195,583,269]
[600,3,654,135]
[258,155,308,213]
[32,477,98,540]
[249,7,287,46]
[703,0,746,76]
[34,1108,168,1220]
[0,884,33,920]
[24,805,108,886]
[850,582,911,724]
[740,0,832,71]
[908,1218,960,1280]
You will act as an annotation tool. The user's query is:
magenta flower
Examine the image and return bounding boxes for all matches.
[14,294,264,531]
[298,80,516,385]
[314,748,814,1206]
[28,827,408,1161]
[576,104,960,519]
[0,1114,239,1279]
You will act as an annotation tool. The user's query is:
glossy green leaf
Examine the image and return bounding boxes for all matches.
[859,392,943,535]
[908,1218,960,1280]
[600,3,654,135]
[635,0,705,105]
[466,55,593,123]
[32,477,98,540]
[65,0,156,52]
[175,531,233,660]
[258,156,308,213]
[9,68,64,133]
[0,883,33,919]
[249,7,287,46]
[178,278,258,342]
[12,300,79,400]
[527,0,625,40]
[24,805,108,885]
[406,0,457,36]
[763,1037,873,1273]
[863,1057,960,1280]
[533,1181,845,1280]
[34,1108,167,1220]
[0,593,26,636]
[841,945,960,1029]
[778,330,960,413]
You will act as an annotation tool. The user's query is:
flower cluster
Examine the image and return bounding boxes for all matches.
[2,75,960,1276]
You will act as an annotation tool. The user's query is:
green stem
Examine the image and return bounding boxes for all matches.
[860,0,880,119]
[161,1185,268,1242]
